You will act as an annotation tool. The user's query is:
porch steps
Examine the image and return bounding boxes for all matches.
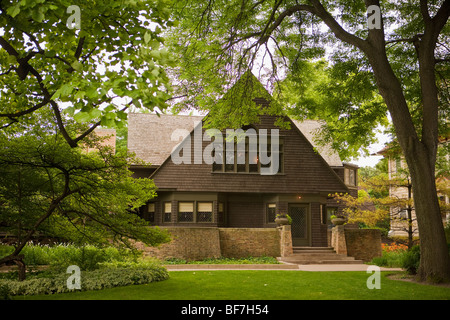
[278,247,364,265]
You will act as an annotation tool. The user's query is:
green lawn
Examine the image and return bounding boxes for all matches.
[15,270,450,300]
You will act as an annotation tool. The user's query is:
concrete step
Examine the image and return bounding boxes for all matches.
[279,247,365,265]
[293,247,335,254]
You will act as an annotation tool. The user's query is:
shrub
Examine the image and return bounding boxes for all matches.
[0,284,11,300]
[370,242,409,268]
[402,245,420,275]
[0,243,140,271]
[0,266,169,297]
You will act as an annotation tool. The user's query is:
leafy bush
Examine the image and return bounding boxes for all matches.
[0,243,140,271]
[401,245,420,275]
[0,266,169,297]
[0,284,11,300]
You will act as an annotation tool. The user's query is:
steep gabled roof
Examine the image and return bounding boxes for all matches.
[128,113,343,168]
[128,113,203,166]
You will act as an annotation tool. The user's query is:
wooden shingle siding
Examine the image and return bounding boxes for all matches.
[227,201,265,228]
[310,202,328,247]
[151,114,348,195]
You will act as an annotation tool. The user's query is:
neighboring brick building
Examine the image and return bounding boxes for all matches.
[127,74,358,248]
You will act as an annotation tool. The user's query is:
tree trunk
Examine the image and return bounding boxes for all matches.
[407,182,413,249]
[0,255,26,281]
[366,45,450,283]
[405,146,450,283]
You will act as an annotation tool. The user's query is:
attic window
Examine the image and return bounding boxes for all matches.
[212,136,283,174]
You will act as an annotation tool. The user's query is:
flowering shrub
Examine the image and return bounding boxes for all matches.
[381,243,408,253]
[371,242,409,268]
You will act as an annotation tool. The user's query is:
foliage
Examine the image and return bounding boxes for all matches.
[0,243,141,272]
[278,59,389,160]
[402,245,421,275]
[0,118,171,273]
[166,0,448,160]
[0,265,169,297]
[0,0,176,146]
[370,242,409,268]
[330,191,389,228]
[0,283,11,300]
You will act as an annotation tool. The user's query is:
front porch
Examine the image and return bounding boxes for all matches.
[137,224,381,264]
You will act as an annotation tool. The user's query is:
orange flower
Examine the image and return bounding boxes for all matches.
[382,243,408,252]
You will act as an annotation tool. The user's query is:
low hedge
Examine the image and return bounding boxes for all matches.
[0,265,169,298]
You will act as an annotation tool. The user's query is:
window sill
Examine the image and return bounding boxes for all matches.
[211,171,285,176]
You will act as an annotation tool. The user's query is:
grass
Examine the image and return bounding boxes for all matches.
[14,270,450,300]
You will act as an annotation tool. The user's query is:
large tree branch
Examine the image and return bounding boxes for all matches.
[0,98,49,118]
[420,0,431,22]
[0,35,107,148]
[308,0,368,52]
[416,0,449,168]
[429,0,450,43]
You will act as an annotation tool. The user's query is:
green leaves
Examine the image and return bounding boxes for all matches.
[6,3,21,18]
[0,119,166,249]
[1,0,177,140]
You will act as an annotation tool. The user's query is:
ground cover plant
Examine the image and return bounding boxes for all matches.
[0,243,169,298]
[163,256,280,265]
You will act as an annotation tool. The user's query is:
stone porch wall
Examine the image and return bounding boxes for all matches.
[331,225,382,262]
[219,228,280,258]
[141,226,291,261]
[141,227,221,261]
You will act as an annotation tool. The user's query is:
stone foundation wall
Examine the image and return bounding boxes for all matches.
[142,227,221,261]
[344,229,382,262]
[219,228,281,258]
[141,227,289,261]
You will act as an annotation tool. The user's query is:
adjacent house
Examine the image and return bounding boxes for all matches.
[127,76,359,248]
[375,141,450,238]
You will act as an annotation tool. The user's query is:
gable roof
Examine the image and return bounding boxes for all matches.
[128,113,343,167]
[128,113,204,166]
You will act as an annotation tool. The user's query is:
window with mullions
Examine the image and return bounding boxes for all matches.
[163,202,172,222]
[267,203,276,223]
[147,203,155,223]
[178,202,194,222]
[212,134,283,174]
[197,202,213,223]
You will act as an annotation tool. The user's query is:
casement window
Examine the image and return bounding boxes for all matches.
[176,201,214,223]
[197,202,213,222]
[163,202,172,222]
[345,167,357,186]
[324,207,337,224]
[267,203,277,223]
[147,203,155,223]
[178,202,194,222]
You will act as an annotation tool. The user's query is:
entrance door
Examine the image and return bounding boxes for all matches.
[289,204,310,246]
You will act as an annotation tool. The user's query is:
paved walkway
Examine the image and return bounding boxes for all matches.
[165,263,403,272]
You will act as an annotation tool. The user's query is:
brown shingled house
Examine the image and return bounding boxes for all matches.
[128,79,358,247]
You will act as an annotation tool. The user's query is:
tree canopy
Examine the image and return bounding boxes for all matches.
[165,0,450,282]
[0,0,176,146]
